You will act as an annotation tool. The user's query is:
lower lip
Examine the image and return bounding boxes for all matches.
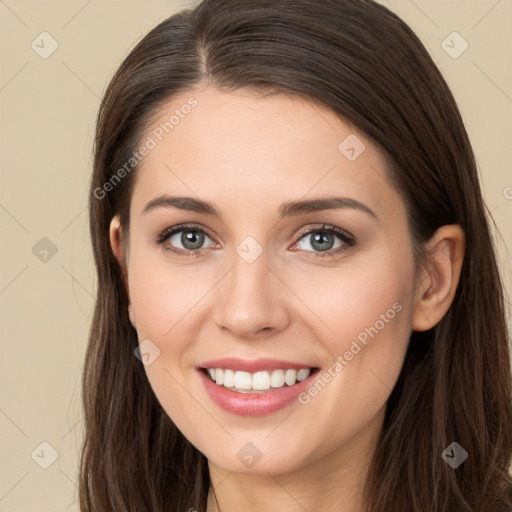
[197,368,319,417]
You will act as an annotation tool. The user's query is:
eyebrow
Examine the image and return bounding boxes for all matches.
[142,195,378,220]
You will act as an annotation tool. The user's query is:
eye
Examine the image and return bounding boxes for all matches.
[291,224,355,259]
[156,223,216,257]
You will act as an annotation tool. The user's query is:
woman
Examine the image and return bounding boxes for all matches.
[80,0,512,510]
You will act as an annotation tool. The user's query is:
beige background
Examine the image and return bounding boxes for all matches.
[0,1,511,510]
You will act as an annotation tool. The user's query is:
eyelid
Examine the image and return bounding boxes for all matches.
[156,223,216,244]
[295,223,354,243]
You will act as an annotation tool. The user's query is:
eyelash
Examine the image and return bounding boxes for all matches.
[155,223,356,260]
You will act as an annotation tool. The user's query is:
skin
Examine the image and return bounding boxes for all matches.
[109,86,465,512]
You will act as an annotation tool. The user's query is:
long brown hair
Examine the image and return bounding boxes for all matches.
[80,1,512,510]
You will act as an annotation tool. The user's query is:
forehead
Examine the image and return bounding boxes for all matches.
[130,86,401,220]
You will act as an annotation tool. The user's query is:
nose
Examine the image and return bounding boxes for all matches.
[212,247,291,339]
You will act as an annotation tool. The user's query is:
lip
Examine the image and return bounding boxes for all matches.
[197,357,316,373]
[197,366,320,417]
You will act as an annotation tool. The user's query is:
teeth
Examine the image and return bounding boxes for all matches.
[234,371,252,390]
[284,369,296,386]
[205,367,312,393]
[252,371,270,391]
[223,369,234,388]
[270,369,285,388]
[297,368,310,382]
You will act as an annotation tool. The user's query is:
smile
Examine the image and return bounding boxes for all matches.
[204,367,312,393]
[196,358,320,416]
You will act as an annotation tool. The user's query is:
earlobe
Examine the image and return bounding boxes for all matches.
[109,214,130,299]
[109,214,123,264]
[128,308,136,328]
[412,225,465,332]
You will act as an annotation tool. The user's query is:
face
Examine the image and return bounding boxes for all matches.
[115,86,419,476]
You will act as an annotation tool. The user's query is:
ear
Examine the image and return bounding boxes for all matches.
[412,225,465,331]
[109,214,130,299]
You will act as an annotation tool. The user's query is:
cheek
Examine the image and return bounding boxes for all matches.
[127,240,207,337]
[289,252,414,353]
[282,289,413,469]
[126,258,212,430]
[289,252,415,416]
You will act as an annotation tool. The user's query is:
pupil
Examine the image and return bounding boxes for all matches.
[311,232,333,251]
[182,230,204,250]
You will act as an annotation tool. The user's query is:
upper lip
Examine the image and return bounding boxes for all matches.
[197,357,317,373]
